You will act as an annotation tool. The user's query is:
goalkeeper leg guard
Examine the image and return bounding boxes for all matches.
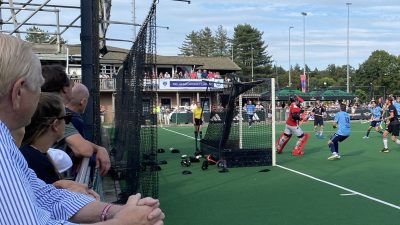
[276,132,291,154]
[292,133,309,156]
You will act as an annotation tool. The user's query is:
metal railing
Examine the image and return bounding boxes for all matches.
[71,78,227,92]
[71,78,116,91]
[74,125,113,200]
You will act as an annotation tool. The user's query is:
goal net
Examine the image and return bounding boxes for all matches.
[200,78,276,167]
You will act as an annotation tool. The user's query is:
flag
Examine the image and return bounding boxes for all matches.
[300,73,306,93]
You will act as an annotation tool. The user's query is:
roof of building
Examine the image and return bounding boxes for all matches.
[31,44,241,71]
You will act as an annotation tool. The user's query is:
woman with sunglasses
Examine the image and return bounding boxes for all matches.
[19,92,99,199]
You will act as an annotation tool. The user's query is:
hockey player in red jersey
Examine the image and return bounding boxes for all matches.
[276,95,309,156]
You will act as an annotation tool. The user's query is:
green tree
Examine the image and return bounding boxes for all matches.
[199,27,215,57]
[324,64,353,87]
[355,89,368,103]
[25,26,67,44]
[232,24,271,81]
[315,77,336,88]
[289,64,302,89]
[213,25,230,57]
[353,50,400,95]
[179,31,200,56]
[179,27,216,57]
[25,26,50,44]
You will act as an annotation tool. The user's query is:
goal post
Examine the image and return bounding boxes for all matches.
[271,78,276,166]
[200,78,277,167]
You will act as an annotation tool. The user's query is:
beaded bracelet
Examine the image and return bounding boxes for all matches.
[101,204,113,222]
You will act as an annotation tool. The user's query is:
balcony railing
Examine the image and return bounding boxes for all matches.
[71,78,116,91]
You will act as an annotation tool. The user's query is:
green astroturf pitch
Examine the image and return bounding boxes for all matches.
[157,122,400,225]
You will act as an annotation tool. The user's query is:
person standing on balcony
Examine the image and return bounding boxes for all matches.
[190,70,196,79]
[164,72,171,79]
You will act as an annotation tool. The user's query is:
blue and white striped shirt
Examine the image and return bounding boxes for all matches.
[0,121,94,225]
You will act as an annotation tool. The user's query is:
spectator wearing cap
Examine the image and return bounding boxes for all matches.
[48,148,73,173]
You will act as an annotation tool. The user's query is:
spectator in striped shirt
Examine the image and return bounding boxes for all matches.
[0,34,164,225]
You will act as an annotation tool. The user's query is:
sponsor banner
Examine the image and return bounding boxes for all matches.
[159,79,224,90]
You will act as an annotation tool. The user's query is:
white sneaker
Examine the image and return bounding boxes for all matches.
[362,136,369,139]
[328,154,340,160]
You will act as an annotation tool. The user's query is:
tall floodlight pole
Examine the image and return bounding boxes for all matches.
[289,26,294,87]
[346,3,351,93]
[301,12,307,91]
[251,43,254,81]
[132,0,136,39]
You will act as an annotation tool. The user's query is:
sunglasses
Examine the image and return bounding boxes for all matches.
[57,113,72,124]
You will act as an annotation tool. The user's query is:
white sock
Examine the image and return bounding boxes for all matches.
[320,131,323,136]
[383,138,388,148]
[396,139,400,145]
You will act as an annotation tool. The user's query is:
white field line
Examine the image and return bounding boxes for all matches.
[340,193,358,196]
[161,127,197,140]
[161,127,399,210]
[277,165,400,210]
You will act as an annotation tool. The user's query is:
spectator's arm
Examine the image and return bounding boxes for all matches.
[53,180,100,200]
[70,194,164,225]
[93,144,111,176]
[65,134,95,157]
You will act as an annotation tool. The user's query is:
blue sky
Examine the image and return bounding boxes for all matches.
[2,0,400,70]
